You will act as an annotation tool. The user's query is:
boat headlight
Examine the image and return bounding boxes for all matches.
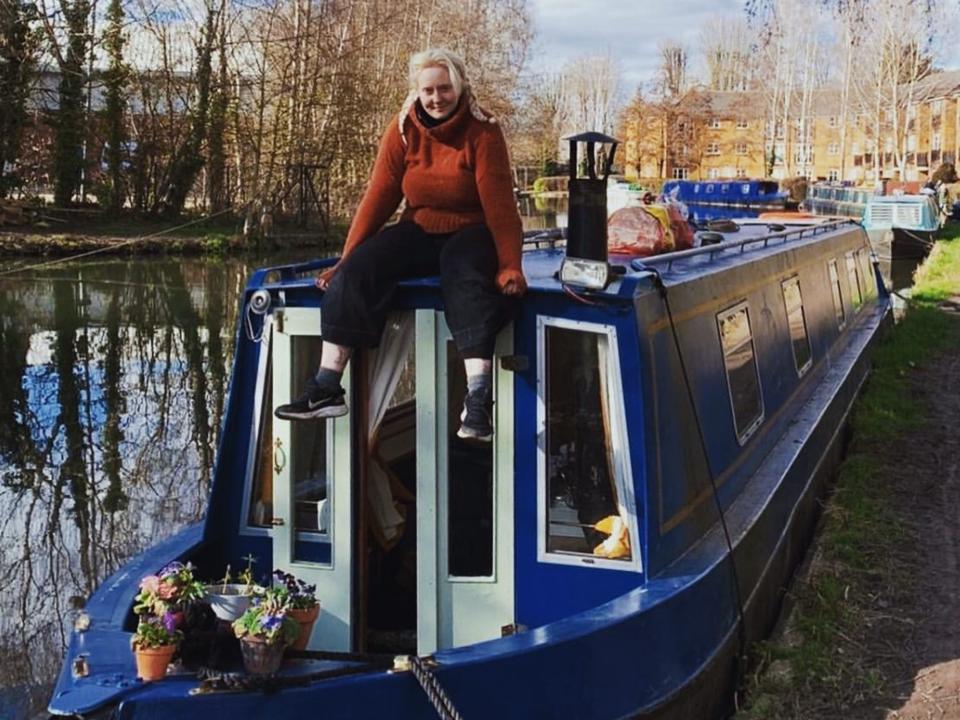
[560,258,610,290]
[74,610,91,633]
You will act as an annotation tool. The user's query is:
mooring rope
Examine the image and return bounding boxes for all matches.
[406,655,464,720]
[0,207,237,278]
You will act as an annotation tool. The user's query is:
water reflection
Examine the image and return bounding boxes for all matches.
[0,255,307,718]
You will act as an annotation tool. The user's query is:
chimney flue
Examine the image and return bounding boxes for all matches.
[560,131,619,290]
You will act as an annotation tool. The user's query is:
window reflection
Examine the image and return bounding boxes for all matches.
[828,259,846,328]
[718,305,764,441]
[846,252,863,309]
[545,326,628,560]
[781,277,812,375]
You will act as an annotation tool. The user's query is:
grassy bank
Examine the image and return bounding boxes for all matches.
[737,231,960,718]
[0,211,347,257]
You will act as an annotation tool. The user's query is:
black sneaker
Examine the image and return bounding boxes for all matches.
[274,376,348,421]
[457,388,493,442]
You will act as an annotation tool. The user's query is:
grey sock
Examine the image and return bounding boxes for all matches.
[314,367,343,392]
[466,372,491,396]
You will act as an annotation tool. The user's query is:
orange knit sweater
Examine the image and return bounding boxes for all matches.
[340,100,525,291]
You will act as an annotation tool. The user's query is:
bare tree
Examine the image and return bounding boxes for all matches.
[701,16,755,92]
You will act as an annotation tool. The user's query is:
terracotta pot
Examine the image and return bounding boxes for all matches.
[287,605,321,651]
[204,584,253,622]
[134,644,176,681]
[239,636,286,675]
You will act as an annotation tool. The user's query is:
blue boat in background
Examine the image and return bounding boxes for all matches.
[662,179,790,209]
[862,193,941,259]
[49,138,891,719]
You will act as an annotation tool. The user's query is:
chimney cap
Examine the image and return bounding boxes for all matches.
[563,131,620,144]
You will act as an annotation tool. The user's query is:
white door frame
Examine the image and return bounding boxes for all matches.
[271,307,353,651]
[415,310,515,654]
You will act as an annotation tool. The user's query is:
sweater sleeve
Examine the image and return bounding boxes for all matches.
[474,124,526,291]
[340,121,406,260]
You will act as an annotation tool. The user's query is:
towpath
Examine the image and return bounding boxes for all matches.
[876,314,960,719]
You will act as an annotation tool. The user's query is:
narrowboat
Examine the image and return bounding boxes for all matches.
[661,179,790,209]
[49,136,891,720]
[862,193,941,259]
[803,183,873,219]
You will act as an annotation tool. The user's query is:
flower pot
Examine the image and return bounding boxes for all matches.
[204,584,253,622]
[134,644,176,681]
[287,605,321,651]
[239,636,286,675]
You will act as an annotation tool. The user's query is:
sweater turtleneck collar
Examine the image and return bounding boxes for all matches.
[411,96,470,141]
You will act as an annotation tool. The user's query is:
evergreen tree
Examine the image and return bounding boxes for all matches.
[53,0,91,207]
[0,1,37,198]
[102,0,127,212]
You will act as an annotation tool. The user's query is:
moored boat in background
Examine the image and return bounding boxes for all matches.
[803,183,873,219]
[661,178,790,209]
[862,192,941,259]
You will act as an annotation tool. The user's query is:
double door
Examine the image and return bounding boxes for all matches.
[269,307,514,654]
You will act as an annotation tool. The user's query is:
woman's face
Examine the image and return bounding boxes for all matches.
[417,65,460,121]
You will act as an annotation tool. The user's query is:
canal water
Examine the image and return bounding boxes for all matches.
[0,206,922,719]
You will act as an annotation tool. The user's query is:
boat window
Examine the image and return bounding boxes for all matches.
[247,345,274,528]
[845,252,863,309]
[289,336,330,536]
[446,341,493,577]
[538,319,637,569]
[717,303,764,443]
[721,183,729,193]
[828,259,846,329]
[858,249,876,300]
[706,184,714,193]
[741,184,750,194]
[694,184,701,194]
[781,277,812,376]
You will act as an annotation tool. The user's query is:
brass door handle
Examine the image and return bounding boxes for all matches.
[269,517,286,526]
[273,438,286,474]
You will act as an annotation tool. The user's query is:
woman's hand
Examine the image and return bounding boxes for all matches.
[500,277,525,296]
[315,264,339,291]
[496,270,527,297]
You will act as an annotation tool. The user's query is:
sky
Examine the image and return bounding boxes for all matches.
[527,0,748,93]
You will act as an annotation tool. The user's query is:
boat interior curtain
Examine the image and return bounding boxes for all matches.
[595,336,631,559]
[366,311,415,548]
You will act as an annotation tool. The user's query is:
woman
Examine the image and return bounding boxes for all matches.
[275,47,525,442]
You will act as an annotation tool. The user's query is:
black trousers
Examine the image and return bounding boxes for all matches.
[321,222,513,358]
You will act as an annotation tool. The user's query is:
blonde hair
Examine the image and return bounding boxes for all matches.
[398,47,493,142]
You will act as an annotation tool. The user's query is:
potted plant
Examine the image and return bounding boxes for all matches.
[131,615,181,681]
[231,587,299,675]
[273,569,321,651]
[133,562,206,627]
[205,558,261,622]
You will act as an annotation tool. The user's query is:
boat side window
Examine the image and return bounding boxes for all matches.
[857,249,877,300]
[781,277,812,376]
[717,303,764,444]
[706,184,715,193]
[538,319,639,570]
[845,251,863,309]
[828,259,846,329]
[721,183,729,193]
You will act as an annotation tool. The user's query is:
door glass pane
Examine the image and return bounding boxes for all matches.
[846,252,863,309]
[447,342,494,577]
[290,336,329,536]
[829,259,846,327]
[544,327,628,560]
[781,277,812,375]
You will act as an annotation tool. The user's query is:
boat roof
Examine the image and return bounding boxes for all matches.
[254,219,862,302]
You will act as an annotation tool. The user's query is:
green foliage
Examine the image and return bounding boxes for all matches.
[133,562,206,616]
[102,0,128,212]
[53,0,92,206]
[131,615,181,650]
[232,586,299,645]
[0,1,39,198]
[913,234,960,303]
